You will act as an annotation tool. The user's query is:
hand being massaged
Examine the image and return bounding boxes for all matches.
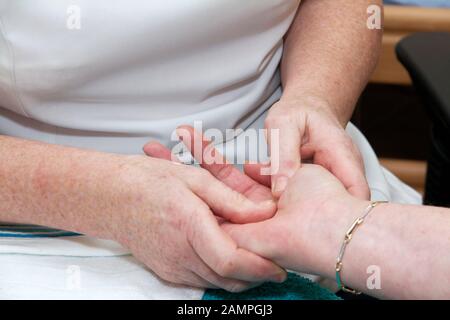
[144,126,365,287]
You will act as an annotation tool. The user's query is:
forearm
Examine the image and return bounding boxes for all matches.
[281,0,382,125]
[321,201,450,299]
[0,135,129,239]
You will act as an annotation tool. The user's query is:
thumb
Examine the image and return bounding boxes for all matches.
[265,118,302,198]
[221,220,279,260]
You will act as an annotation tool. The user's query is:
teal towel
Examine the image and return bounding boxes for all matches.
[203,273,340,300]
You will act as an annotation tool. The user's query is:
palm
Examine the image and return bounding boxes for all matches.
[223,164,352,274]
[278,164,347,211]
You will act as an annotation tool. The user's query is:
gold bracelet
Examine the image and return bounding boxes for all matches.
[335,201,387,294]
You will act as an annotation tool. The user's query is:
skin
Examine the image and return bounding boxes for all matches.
[148,128,450,300]
[226,165,450,299]
[268,0,382,199]
[0,135,285,292]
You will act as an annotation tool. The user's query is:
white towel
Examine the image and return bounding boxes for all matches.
[0,232,203,300]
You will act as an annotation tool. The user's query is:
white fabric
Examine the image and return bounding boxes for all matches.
[0,252,203,300]
[0,0,421,299]
[0,0,300,152]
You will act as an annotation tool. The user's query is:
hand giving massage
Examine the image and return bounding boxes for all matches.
[0,0,448,299]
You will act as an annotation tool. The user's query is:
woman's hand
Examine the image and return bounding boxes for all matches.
[265,96,370,200]
[111,157,285,291]
[224,164,450,300]
[223,163,369,279]
[111,155,285,292]
[138,127,286,291]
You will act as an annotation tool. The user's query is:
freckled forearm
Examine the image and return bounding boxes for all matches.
[281,0,383,125]
[0,135,130,239]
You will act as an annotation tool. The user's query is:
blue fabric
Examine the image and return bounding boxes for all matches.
[203,273,340,300]
[384,0,450,8]
[0,224,80,238]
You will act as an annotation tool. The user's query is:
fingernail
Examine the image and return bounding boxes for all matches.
[271,270,288,283]
[272,177,288,195]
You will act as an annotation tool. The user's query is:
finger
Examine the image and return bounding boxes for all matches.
[194,270,260,293]
[145,137,275,221]
[221,220,283,267]
[243,163,271,187]
[189,252,259,292]
[316,145,370,200]
[186,170,276,223]
[336,157,370,200]
[177,125,274,204]
[265,117,302,198]
[143,141,181,163]
[188,201,286,284]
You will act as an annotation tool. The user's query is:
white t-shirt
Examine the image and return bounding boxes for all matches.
[0,0,300,153]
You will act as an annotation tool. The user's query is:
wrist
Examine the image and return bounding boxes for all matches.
[104,155,155,246]
[61,152,138,241]
[279,91,349,128]
[304,196,371,280]
[47,152,143,242]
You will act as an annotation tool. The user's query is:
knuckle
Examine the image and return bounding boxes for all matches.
[230,189,246,204]
[184,167,213,188]
[215,256,237,278]
[215,165,234,181]
[185,210,204,245]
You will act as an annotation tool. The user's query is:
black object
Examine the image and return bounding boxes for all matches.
[396,32,450,207]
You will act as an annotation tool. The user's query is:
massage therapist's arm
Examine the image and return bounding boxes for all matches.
[281,0,382,125]
[0,134,284,291]
[266,0,382,199]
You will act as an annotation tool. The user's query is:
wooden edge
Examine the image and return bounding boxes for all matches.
[379,158,426,192]
[384,5,450,33]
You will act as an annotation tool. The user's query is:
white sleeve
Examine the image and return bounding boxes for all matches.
[0,16,26,116]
